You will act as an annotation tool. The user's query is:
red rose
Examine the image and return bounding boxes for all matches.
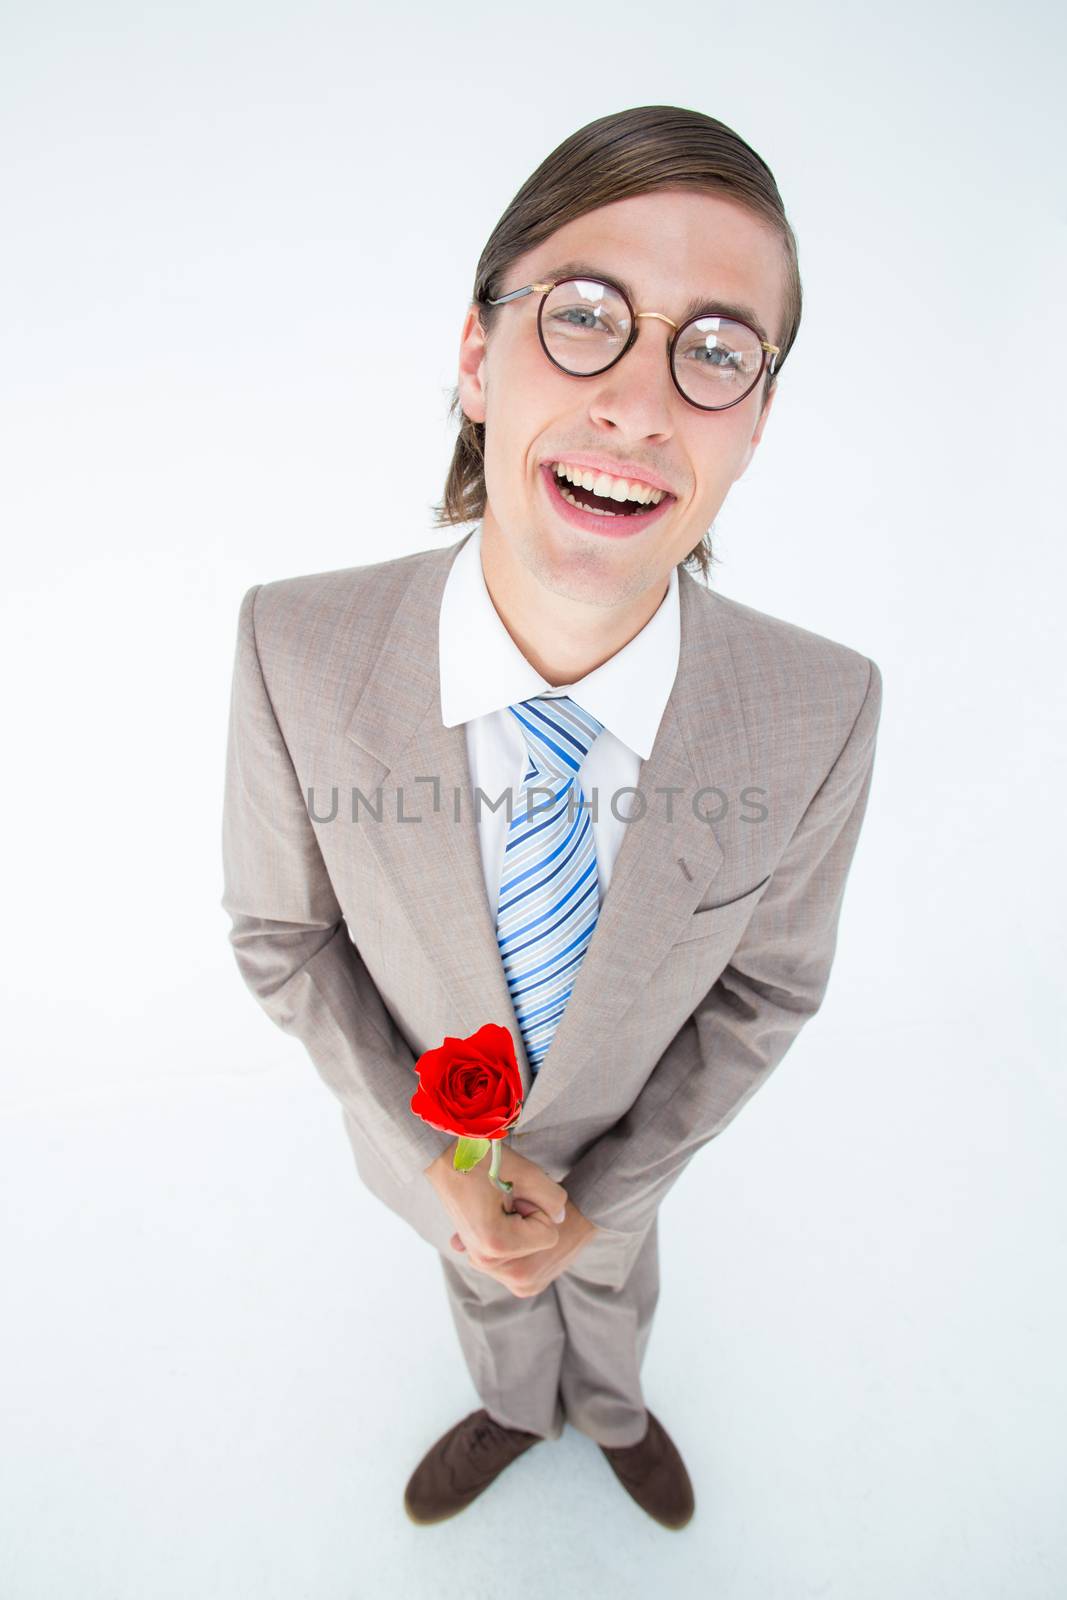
[410,1023,523,1141]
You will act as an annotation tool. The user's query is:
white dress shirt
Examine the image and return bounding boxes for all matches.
[439,523,681,916]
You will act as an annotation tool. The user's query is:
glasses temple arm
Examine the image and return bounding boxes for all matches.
[484,281,556,306]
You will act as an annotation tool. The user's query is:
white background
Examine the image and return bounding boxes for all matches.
[1,2,1064,1595]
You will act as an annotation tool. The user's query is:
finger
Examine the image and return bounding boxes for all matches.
[503,1185,567,1226]
[505,1195,567,1232]
[497,1152,568,1215]
[504,1196,564,1227]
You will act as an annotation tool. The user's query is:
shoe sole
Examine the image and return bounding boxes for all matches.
[403,1495,472,1526]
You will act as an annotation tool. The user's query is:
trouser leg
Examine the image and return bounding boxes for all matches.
[553,1213,661,1447]
[436,1250,568,1441]
[340,1110,570,1442]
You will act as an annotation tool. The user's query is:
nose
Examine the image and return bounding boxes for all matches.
[585,317,676,442]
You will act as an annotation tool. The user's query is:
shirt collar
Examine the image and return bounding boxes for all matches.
[439,523,680,762]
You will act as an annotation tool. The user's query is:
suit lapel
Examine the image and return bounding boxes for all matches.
[344,532,749,1131]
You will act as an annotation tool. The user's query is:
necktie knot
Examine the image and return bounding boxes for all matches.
[508,694,605,785]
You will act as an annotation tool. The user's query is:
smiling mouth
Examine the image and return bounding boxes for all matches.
[556,479,646,516]
[547,462,674,518]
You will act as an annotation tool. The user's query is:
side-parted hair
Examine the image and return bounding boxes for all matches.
[431,104,802,580]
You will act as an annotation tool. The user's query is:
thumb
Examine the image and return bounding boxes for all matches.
[500,1150,568,1223]
[508,1194,566,1226]
[530,1180,568,1225]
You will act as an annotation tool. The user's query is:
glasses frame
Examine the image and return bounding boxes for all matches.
[483,275,781,413]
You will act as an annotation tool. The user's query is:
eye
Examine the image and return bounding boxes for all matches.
[685,342,743,371]
[550,306,620,336]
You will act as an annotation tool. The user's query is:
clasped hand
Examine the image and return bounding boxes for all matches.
[425,1143,598,1297]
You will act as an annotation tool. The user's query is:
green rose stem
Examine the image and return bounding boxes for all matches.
[451,1133,514,1193]
[488,1137,513,1194]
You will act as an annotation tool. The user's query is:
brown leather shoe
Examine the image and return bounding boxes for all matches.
[403,1409,545,1524]
[598,1410,695,1529]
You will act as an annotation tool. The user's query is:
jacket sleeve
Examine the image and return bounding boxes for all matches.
[562,655,884,1237]
[220,584,452,1186]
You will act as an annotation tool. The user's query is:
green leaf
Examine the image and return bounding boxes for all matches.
[453,1137,491,1172]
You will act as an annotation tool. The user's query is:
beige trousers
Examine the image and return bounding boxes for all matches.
[344,1110,660,1447]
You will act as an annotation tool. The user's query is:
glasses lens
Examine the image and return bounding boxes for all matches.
[673,316,765,408]
[540,279,633,374]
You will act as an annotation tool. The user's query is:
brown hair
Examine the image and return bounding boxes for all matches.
[430,104,802,580]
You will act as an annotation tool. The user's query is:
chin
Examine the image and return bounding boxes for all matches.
[551,554,650,608]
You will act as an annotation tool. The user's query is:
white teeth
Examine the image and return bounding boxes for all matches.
[559,485,619,515]
[554,462,665,505]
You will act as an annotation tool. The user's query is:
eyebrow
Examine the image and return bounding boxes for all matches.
[537,258,773,344]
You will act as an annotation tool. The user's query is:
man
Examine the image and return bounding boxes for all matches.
[220,106,882,1531]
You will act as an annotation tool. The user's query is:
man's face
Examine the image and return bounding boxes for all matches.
[457,187,788,607]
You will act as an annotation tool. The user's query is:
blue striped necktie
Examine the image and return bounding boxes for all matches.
[496,694,606,1076]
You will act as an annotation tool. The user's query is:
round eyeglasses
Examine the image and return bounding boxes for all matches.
[483,275,780,413]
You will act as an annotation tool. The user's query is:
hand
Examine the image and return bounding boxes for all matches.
[424,1142,569,1272]
[450,1193,599,1297]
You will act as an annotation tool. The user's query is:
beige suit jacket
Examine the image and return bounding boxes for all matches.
[220,530,882,1240]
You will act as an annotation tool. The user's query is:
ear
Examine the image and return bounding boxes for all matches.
[732,380,778,481]
[457,303,489,424]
